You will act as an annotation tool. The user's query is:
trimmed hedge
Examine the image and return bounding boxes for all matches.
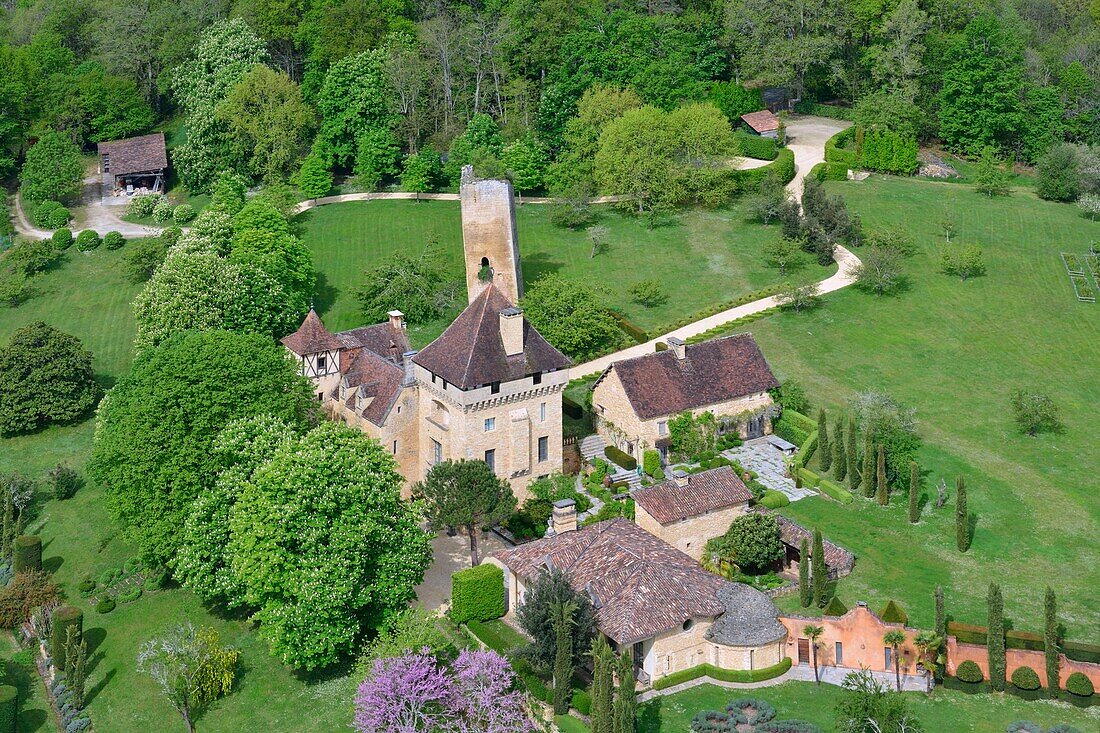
[51,606,82,670]
[956,660,984,683]
[604,445,637,471]
[772,417,808,447]
[859,129,918,174]
[1065,672,1093,697]
[1063,641,1100,664]
[451,564,504,624]
[571,688,591,715]
[797,467,821,488]
[103,231,125,250]
[75,230,100,252]
[822,596,848,617]
[947,621,1100,662]
[816,478,854,504]
[13,536,41,574]
[0,685,15,733]
[651,657,792,690]
[824,128,858,168]
[759,490,790,509]
[51,228,73,250]
[783,410,817,434]
[733,130,779,161]
[732,148,795,192]
[794,101,854,120]
[880,600,908,625]
[1010,666,1041,691]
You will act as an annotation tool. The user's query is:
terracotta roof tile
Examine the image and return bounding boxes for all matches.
[632,467,753,524]
[281,309,343,355]
[339,349,405,426]
[97,133,168,175]
[337,323,410,365]
[740,110,780,134]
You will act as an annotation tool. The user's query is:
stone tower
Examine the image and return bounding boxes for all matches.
[460,165,523,304]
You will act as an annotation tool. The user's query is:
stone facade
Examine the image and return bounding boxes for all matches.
[460,168,523,305]
[635,501,748,561]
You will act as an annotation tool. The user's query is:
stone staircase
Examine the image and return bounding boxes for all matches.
[579,435,642,492]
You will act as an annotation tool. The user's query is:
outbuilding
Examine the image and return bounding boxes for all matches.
[740,110,781,139]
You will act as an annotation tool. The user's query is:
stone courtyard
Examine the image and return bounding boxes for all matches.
[723,437,815,502]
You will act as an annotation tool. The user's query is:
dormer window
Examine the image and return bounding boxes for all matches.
[356,391,364,410]
[339,382,347,399]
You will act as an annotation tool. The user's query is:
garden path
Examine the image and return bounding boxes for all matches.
[636,665,926,702]
[723,438,815,502]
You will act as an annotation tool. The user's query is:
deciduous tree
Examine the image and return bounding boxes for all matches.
[138,623,239,733]
[521,274,621,360]
[1010,389,1061,436]
[19,132,83,203]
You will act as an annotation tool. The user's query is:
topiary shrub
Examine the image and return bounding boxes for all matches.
[1065,671,1093,697]
[51,606,82,671]
[98,567,120,587]
[51,228,73,250]
[956,660,984,683]
[643,449,661,477]
[77,578,95,596]
[116,585,142,603]
[173,204,195,223]
[122,556,143,575]
[33,201,70,229]
[47,464,82,500]
[1010,666,1041,691]
[604,445,637,471]
[102,231,124,250]
[74,230,100,252]
[880,600,908,625]
[1004,723,1041,733]
[450,564,504,624]
[0,684,16,733]
[94,598,115,614]
[759,490,790,509]
[822,596,849,617]
[12,536,41,574]
[1047,726,1083,733]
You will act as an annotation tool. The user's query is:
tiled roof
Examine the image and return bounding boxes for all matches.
[281,309,343,355]
[97,132,168,175]
[632,467,753,525]
[705,584,787,646]
[413,285,570,390]
[768,511,855,573]
[740,110,780,134]
[338,348,405,426]
[337,323,410,366]
[599,333,778,420]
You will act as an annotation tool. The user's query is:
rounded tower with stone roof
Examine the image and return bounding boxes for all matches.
[460,165,523,305]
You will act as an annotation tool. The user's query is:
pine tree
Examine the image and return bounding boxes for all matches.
[875,445,888,506]
[908,461,919,523]
[862,431,875,498]
[847,416,860,493]
[552,601,577,715]
[613,652,637,733]
[817,409,831,472]
[811,528,828,607]
[955,475,969,552]
[1044,587,1060,696]
[590,637,614,733]
[832,416,846,481]
[798,538,811,607]
[987,583,1005,691]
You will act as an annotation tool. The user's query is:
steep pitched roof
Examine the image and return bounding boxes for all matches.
[598,334,779,420]
[338,349,405,426]
[632,467,753,525]
[413,284,570,389]
[97,132,168,175]
[740,110,780,134]
[281,309,343,355]
[337,323,410,365]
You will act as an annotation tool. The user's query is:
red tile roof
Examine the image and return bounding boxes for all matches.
[337,323,410,366]
[338,348,406,426]
[97,132,168,175]
[764,510,855,574]
[281,309,343,355]
[740,110,780,134]
[632,467,753,524]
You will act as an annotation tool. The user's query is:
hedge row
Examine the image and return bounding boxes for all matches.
[651,657,792,690]
[809,161,849,182]
[817,477,854,504]
[781,410,816,434]
[451,564,504,625]
[611,311,648,343]
[730,148,795,192]
[604,445,637,471]
[794,101,854,120]
[684,306,781,345]
[562,396,585,420]
[733,130,779,161]
[824,127,858,168]
[656,284,784,338]
[858,129,918,174]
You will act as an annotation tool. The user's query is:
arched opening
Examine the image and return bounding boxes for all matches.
[477,257,493,283]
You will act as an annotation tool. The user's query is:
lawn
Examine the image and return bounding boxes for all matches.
[746,175,1100,638]
[1,634,52,732]
[639,681,1099,733]
[296,199,832,348]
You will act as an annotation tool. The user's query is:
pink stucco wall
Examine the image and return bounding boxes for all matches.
[945,637,1100,690]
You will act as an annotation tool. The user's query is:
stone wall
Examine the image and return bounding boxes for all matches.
[460,168,522,305]
[636,502,749,561]
[945,637,1100,691]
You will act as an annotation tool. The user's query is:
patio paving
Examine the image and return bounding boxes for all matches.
[723,438,815,502]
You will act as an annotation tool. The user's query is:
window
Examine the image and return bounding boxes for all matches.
[432,439,442,465]
[316,392,324,402]
[538,436,548,462]
[484,417,496,432]
[596,404,606,415]
[884,647,893,669]
[658,421,668,436]
[316,354,327,373]
[533,372,542,385]
[836,642,844,666]
[392,440,398,454]
[490,381,501,394]
[484,449,496,472]
[540,402,547,422]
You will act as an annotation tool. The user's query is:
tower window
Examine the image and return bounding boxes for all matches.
[484,449,496,472]
[532,372,542,385]
[538,436,548,462]
[484,417,496,432]
[316,354,327,373]
[490,381,501,394]
[478,257,493,283]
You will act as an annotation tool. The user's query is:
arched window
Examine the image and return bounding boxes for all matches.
[477,257,493,283]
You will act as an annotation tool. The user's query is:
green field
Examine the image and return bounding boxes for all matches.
[296,199,832,347]
[750,176,1100,638]
[638,681,1099,733]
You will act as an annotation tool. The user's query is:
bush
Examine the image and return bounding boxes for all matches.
[1004,723,1042,733]
[94,598,115,614]
[0,685,15,733]
[759,490,790,509]
[173,204,196,223]
[127,194,163,218]
[0,571,61,628]
[880,600,908,625]
[51,228,73,250]
[797,467,821,488]
[643,450,661,477]
[652,658,792,690]
[572,688,591,715]
[822,596,848,616]
[1065,672,1093,697]
[151,200,174,223]
[1010,666,1041,691]
[794,101,854,120]
[858,129,918,174]
[77,578,95,596]
[733,131,778,161]
[74,230,100,252]
[33,201,71,230]
[47,464,82,500]
[817,478,854,504]
[116,585,142,603]
[1047,726,1083,733]
[13,536,41,574]
[102,231,125,250]
[731,148,795,192]
[825,128,858,167]
[451,564,504,624]
[98,567,120,587]
[562,396,584,420]
[604,445,637,471]
[122,556,144,575]
[956,660,984,683]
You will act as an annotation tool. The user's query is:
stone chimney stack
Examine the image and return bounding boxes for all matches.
[500,307,524,356]
[672,468,689,487]
[550,499,577,535]
[401,350,418,387]
[667,336,687,360]
[388,310,406,332]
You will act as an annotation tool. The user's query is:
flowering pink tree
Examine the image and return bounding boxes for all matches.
[453,649,535,733]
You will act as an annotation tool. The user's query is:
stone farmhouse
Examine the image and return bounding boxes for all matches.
[97,132,168,197]
[590,333,780,466]
[282,168,570,500]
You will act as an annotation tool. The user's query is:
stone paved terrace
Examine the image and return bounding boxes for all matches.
[723,438,815,502]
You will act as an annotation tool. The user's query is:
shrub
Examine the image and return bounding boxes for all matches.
[956,660,984,683]
[98,567,120,587]
[0,685,15,733]
[77,578,95,596]
[1010,666,1041,691]
[94,598,115,614]
[732,148,795,191]
[0,571,61,627]
[1047,726,1083,733]
[604,445,637,471]
[572,688,591,715]
[643,450,661,477]
[652,658,792,690]
[1063,640,1100,664]
[825,128,858,167]
[51,606,82,670]
[122,556,143,575]
[816,478,854,504]
[51,228,73,250]
[822,596,848,617]
[33,201,71,230]
[102,231,125,250]
[127,194,162,218]
[13,536,42,574]
[151,200,174,223]
[1065,671,1093,697]
[561,396,584,420]
[880,600,908,625]
[733,130,779,161]
[759,490,790,509]
[74,231,100,252]
[47,464,82,500]
[173,204,196,223]
[116,585,142,603]
[451,564,504,624]
[142,567,168,591]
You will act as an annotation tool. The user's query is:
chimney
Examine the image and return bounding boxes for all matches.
[500,307,524,356]
[667,336,686,360]
[672,468,689,487]
[388,310,405,331]
[401,350,418,387]
[551,499,577,534]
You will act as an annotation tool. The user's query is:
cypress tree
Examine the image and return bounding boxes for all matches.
[552,601,577,715]
[875,445,888,506]
[847,417,860,493]
[988,583,1005,691]
[613,652,637,733]
[908,462,919,523]
[955,475,969,552]
[1044,587,1060,696]
[811,528,828,607]
[862,431,875,498]
[934,585,946,679]
[798,538,811,607]
[832,416,846,481]
[590,637,614,733]
[817,409,831,471]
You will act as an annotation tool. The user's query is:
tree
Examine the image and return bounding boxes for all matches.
[295,152,334,199]
[973,147,1010,197]
[587,225,610,259]
[1044,587,1060,696]
[934,587,946,647]
[228,422,432,670]
[628,279,667,308]
[850,391,922,487]
[776,282,820,312]
[805,624,824,685]
[614,651,637,733]
[1036,144,1081,202]
[521,274,621,360]
[590,637,614,733]
[798,538,811,608]
[1077,193,1100,220]
[908,462,919,523]
[847,416,861,494]
[1010,389,1061,436]
[763,238,801,275]
[551,599,577,714]
[0,322,100,436]
[313,50,397,172]
[357,607,451,674]
[516,568,596,672]
[19,131,84,203]
[913,630,941,694]
[832,416,847,481]
[594,106,674,213]
[357,244,454,325]
[137,623,239,733]
[502,136,549,197]
[862,430,875,499]
[876,445,888,506]
[987,583,1005,692]
[400,147,441,201]
[413,460,516,566]
[853,246,905,296]
[939,244,985,281]
[717,513,784,575]
[955,476,969,552]
[88,330,316,567]
[817,409,831,472]
[452,649,537,733]
[883,630,907,692]
[446,115,505,185]
[811,528,828,607]
[835,668,924,733]
[750,172,789,226]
